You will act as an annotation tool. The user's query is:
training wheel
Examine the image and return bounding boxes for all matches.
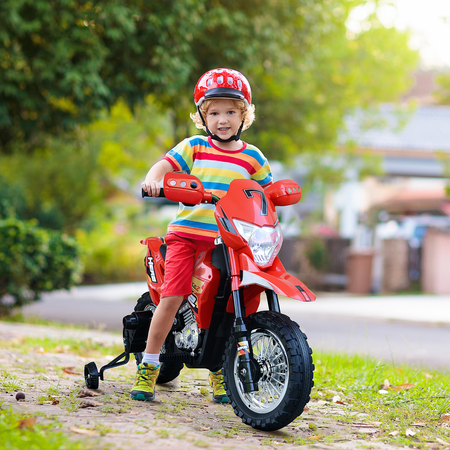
[84,362,99,389]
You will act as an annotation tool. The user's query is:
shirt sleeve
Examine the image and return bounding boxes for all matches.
[163,138,195,173]
[251,157,273,188]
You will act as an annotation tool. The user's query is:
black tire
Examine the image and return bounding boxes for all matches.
[156,361,184,384]
[134,292,184,384]
[84,362,99,389]
[222,311,314,431]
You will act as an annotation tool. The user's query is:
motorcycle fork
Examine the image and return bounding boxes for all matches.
[225,246,260,393]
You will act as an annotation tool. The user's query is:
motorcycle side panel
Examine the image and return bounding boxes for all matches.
[141,237,165,306]
[239,253,316,302]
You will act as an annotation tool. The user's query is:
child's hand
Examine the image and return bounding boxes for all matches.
[141,180,161,197]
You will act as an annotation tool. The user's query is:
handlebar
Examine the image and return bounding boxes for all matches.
[141,188,165,198]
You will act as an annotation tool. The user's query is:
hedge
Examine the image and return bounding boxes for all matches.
[0,217,82,312]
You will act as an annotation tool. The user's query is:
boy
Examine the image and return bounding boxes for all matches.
[131,68,272,403]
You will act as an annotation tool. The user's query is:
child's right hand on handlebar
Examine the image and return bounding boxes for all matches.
[141,180,162,197]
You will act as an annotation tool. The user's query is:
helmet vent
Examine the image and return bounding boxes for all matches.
[238,80,242,89]
[217,76,223,84]
[207,78,212,87]
[228,77,233,85]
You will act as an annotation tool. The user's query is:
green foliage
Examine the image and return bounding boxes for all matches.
[75,199,167,284]
[305,237,330,271]
[0,0,200,150]
[87,96,173,187]
[0,217,82,312]
[434,73,450,105]
[1,0,418,156]
[0,136,103,232]
[245,3,419,161]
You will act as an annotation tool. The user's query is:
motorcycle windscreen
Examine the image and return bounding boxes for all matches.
[239,253,316,302]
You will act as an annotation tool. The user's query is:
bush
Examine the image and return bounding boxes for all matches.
[0,217,82,313]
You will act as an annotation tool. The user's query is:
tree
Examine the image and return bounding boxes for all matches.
[433,73,450,105]
[0,0,201,150]
[244,3,419,162]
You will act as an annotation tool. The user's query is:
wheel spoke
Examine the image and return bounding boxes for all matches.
[235,329,290,413]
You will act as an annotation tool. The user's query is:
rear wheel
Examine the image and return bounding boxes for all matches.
[222,311,314,431]
[84,362,99,390]
[133,292,184,384]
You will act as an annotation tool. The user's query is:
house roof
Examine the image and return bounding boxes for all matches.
[344,105,450,153]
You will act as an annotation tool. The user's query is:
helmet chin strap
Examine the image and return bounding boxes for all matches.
[198,107,244,143]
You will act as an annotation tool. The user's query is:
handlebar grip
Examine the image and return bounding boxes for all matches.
[141,188,165,198]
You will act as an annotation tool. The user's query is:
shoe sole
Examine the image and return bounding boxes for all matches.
[130,392,155,401]
[213,396,230,404]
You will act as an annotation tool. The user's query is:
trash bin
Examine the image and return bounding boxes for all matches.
[346,249,374,294]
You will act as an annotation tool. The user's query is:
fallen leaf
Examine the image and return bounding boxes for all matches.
[411,422,426,427]
[200,387,209,396]
[392,383,415,391]
[79,399,102,408]
[199,426,210,431]
[437,437,450,446]
[62,367,80,375]
[440,413,450,423]
[307,435,321,441]
[69,427,99,436]
[405,428,416,436]
[389,430,400,436]
[17,417,37,429]
[78,389,101,398]
[382,379,390,390]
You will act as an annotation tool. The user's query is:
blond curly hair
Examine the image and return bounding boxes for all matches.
[190,99,255,132]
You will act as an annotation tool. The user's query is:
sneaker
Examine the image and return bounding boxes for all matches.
[130,363,160,401]
[209,370,230,404]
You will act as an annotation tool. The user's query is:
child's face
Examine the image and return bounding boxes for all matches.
[205,100,243,141]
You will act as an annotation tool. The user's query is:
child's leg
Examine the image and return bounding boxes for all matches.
[145,295,184,354]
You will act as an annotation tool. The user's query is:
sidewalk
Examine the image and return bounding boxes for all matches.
[281,292,450,326]
[40,282,450,326]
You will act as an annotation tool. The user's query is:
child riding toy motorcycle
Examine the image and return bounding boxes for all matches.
[85,171,315,431]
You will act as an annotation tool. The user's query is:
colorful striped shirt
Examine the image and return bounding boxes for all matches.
[163,135,273,240]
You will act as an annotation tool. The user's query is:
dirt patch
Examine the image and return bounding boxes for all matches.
[0,321,406,449]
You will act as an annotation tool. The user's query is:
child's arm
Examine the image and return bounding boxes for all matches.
[141,159,174,197]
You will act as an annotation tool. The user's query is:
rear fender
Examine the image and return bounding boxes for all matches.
[239,253,316,302]
[140,237,165,305]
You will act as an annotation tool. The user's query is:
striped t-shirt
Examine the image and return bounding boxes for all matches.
[163,135,273,240]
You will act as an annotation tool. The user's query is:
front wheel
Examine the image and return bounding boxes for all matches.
[222,311,314,431]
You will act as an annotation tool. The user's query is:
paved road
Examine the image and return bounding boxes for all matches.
[20,283,450,372]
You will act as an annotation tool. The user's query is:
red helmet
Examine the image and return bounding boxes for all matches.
[194,68,252,107]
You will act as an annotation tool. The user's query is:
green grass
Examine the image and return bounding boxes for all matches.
[1,335,123,358]
[313,351,450,447]
[0,405,110,450]
[1,312,87,328]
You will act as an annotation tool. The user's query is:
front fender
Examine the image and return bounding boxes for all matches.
[239,253,316,302]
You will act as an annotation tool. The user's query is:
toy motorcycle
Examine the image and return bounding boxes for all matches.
[84,172,315,431]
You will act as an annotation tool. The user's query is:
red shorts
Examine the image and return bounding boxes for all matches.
[161,233,215,298]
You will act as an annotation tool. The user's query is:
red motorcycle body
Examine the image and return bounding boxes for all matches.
[141,176,315,330]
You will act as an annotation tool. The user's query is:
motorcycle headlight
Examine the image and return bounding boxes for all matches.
[233,219,283,268]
